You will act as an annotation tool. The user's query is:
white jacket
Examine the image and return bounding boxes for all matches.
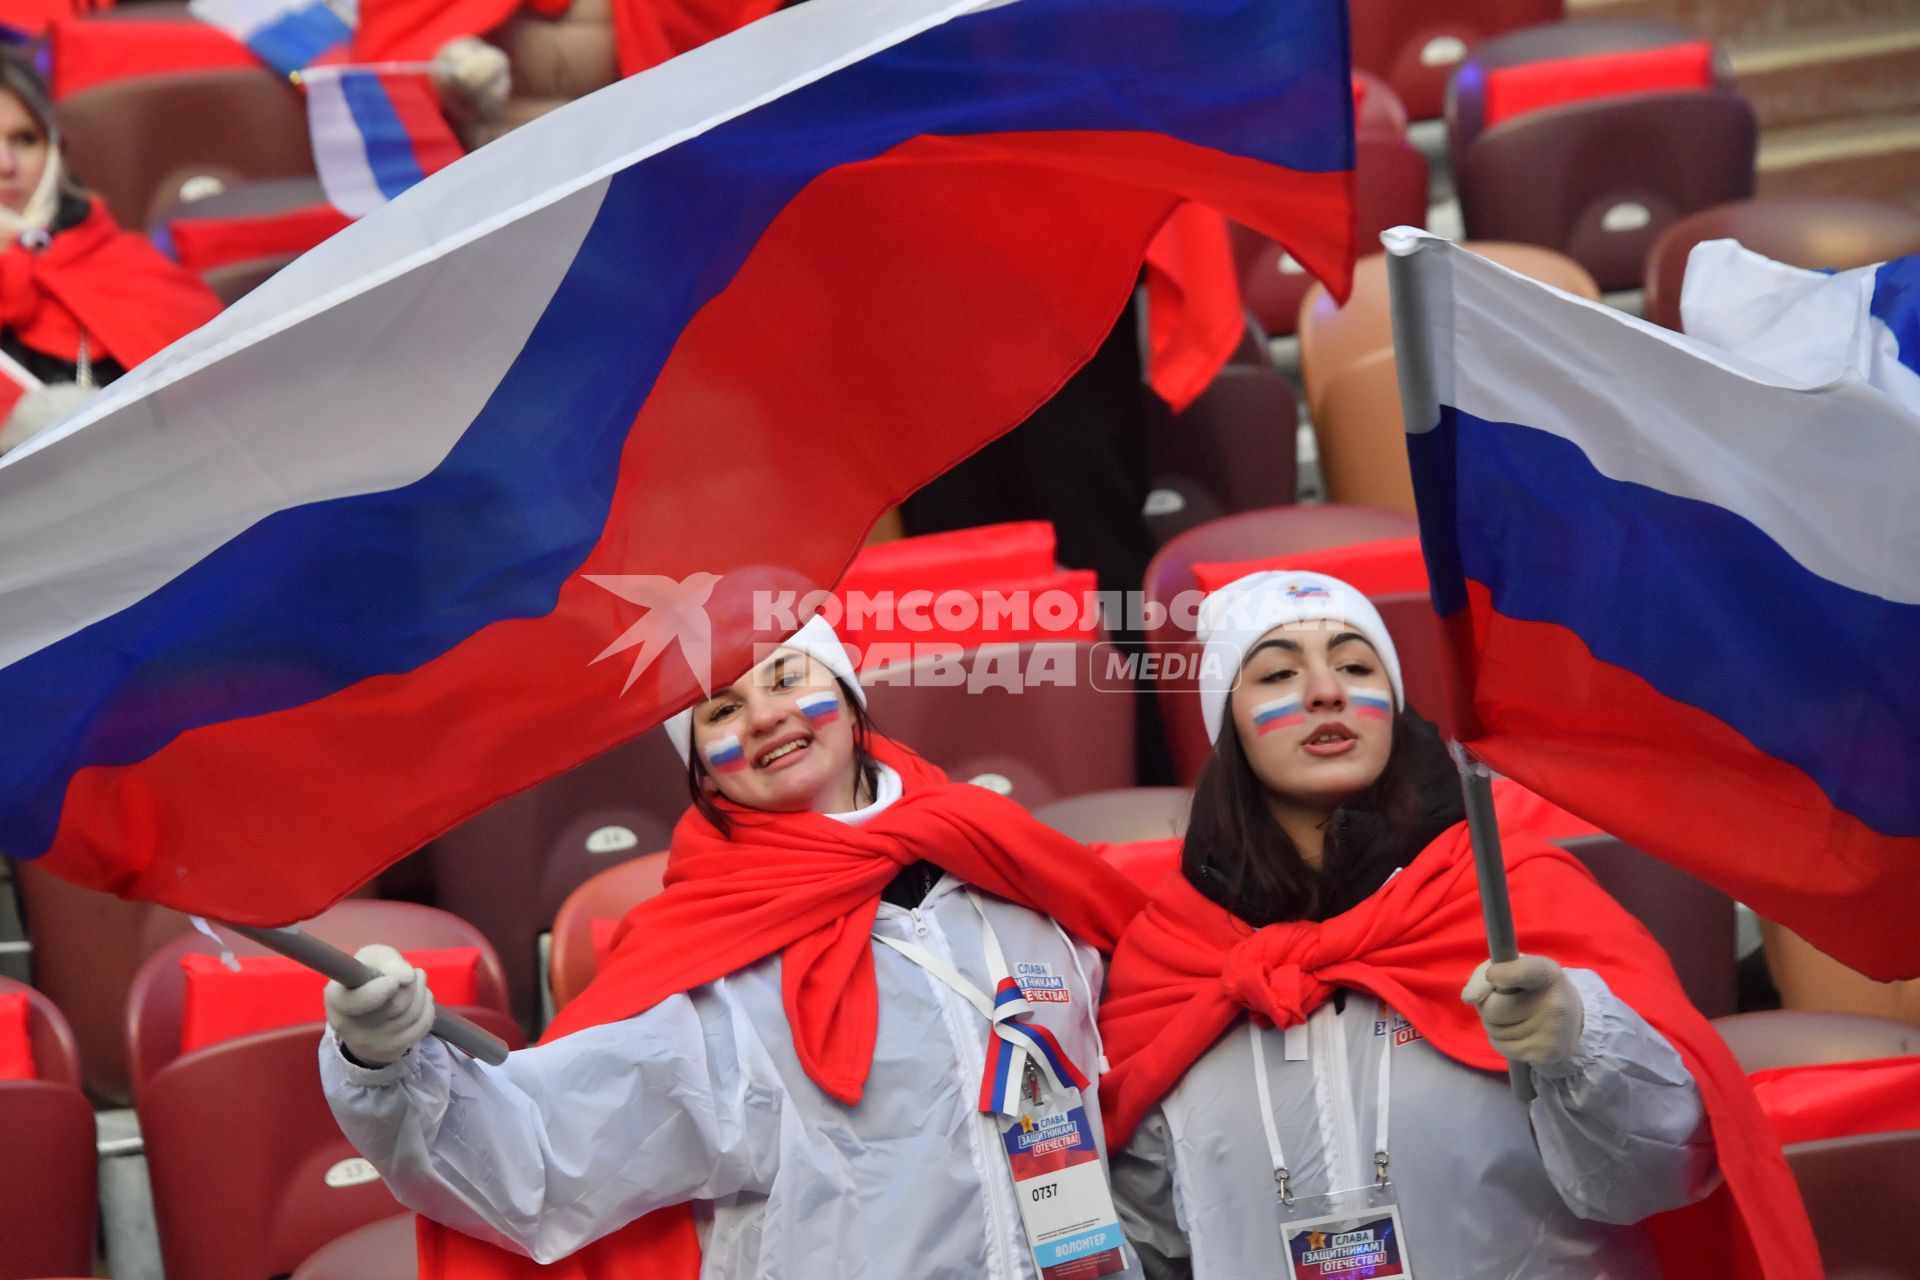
[1112,972,1719,1279]
[321,823,1142,1278]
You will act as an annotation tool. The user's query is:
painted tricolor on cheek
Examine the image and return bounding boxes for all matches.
[703,734,748,774]
[1351,689,1393,721]
[796,690,841,725]
[1252,695,1305,735]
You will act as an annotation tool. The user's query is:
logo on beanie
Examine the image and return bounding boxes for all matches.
[1284,583,1331,600]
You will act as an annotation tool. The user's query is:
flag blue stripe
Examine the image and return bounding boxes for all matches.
[338,72,427,201]
[1870,256,1920,382]
[0,0,1353,859]
[1411,405,1920,837]
[244,3,353,77]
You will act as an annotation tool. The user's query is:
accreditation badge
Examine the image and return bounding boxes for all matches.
[1001,1087,1130,1279]
[1282,1204,1414,1280]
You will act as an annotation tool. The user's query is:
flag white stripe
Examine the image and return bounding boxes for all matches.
[305,69,386,218]
[0,0,1004,668]
[1388,230,1920,607]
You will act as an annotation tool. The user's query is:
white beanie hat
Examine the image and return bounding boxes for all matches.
[1197,570,1404,745]
[664,614,866,764]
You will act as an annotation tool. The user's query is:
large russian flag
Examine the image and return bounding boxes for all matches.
[1387,228,1920,982]
[0,0,1356,925]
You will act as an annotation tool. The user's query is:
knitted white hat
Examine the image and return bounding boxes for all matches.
[1196,570,1404,745]
[663,615,865,763]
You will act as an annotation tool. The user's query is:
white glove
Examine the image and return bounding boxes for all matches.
[431,36,511,121]
[1461,954,1585,1070]
[324,944,436,1067]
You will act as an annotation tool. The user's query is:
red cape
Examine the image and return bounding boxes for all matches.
[0,198,220,371]
[417,737,1147,1278]
[1098,826,1820,1280]
[356,0,782,77]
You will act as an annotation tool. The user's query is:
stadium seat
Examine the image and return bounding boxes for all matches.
[1712,1009,1920,1072]
[1030,787,1192,846]
[13,858,193,1104]
[1784,1129,1920,1279]
[1447,21,1756,291]
[1554,835,1736,1017]
[57,65,316,228]
[1234,135,1430,339]
[291,1213,419,1280]
[0,978,97,1280]
[1142,505,1420,783]
[1642,196,1920,331]
[1143,363,1300,544]
[1297,244,1599,425]
[1758,923,1920,1030]
[125,898,514,1100]
[424,732,691,1032]
[152,175,346,301]
[549,850,671,1011]
[1311,349,1415,514]
[862,641,1136,805]
[1348,0,1564,121]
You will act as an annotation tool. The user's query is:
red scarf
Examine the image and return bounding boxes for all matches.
[0,198,220,369]
[1098,827,1821,1280]
[417,737,1146,1278]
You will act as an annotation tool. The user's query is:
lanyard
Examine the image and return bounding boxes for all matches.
[1250,999,1393,1207]
[874,890,1089,1116]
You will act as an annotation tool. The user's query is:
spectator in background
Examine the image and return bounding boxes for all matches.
[0,53,220,455]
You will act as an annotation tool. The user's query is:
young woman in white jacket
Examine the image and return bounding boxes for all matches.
[320,617,1148,1280]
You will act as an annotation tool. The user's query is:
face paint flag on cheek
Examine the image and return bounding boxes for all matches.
[1252,695,1304,735]
[704,734,748,774]
[797,690,841,725]
[1351,689,1393,722]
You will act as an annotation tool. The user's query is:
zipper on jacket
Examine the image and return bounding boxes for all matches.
[1319,1004,1368,1196]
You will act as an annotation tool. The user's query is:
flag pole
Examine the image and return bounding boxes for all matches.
[1383,231,1533,1104]
[220,921,511,1066]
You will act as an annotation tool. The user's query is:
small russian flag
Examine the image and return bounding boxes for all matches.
[1251,695,1304,734]
[301,64,464,218]
[796,690,841,724]
[703,734,747,774]
[1351,689,1393,722]
[190,0,354,78]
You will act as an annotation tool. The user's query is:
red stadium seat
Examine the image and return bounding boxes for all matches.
[1782,1130,1920,1279]
[1554,835,1736,1018]
[1642,196,1920,332]
[14,859,193,1104]
[0,978,97,1280]
[125,898,513,1101]
[1348,0,1564,121]
[291,1213,420,1280]
[1447,21,1756,291]
[57,65,316,228]
[423,732,691,1032]
[549,851,672,1011]
[1029,787,1192,847]
[862,640,1137,805]
[1142,505,1420,783]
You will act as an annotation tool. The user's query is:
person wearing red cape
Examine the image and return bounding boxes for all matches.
[1097,571,1821,1279]
[0,53,220,455]
[321,617,1152,1278]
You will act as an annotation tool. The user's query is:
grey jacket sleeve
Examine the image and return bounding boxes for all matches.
[1111,1108,1194,1280]
[1527,968,1721,1225]
[318,993,780,1263]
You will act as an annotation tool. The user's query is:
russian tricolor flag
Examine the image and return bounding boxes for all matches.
[302,64,464,217]
[189,0,356,78]
[1389,228,1920,982]
[0,0,1355,926]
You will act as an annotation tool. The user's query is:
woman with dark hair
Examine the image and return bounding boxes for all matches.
[0,53,219,454]
[1096,571,1819,1279]
[321,616,1151,1279]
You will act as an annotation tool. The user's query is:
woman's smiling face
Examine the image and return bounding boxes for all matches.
[688,647,859,814]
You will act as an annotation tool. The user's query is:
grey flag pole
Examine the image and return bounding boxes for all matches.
[1383,231,1533,1104]
[221,921,511,1066]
